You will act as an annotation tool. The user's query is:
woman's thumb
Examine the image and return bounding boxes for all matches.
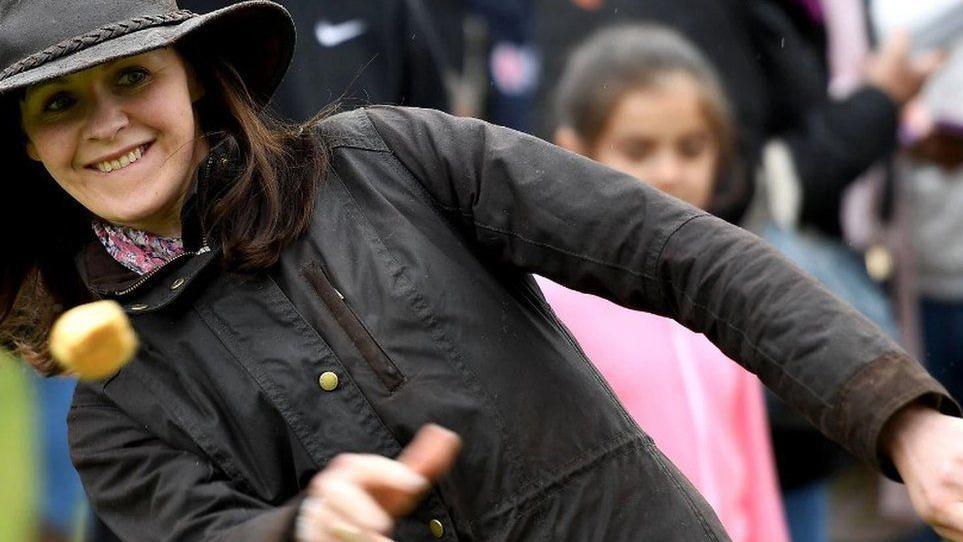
[397,424,462,482]
[375,424,461,518]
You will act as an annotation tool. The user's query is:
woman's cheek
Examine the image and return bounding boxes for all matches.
[31,125,75,172]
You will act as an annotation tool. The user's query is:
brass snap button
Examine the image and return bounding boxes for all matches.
[128,304,149,312]
[170,277,187,291]
[318,372,339,391]
[428,519,444,538]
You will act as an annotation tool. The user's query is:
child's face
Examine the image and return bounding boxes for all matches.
[589,73,719,209]
[19,48,207,237]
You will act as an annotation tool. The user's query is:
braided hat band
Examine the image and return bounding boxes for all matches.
[0,1,294,107]
[0,10,196,82]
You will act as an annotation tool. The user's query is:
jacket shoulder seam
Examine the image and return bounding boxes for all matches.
[314,108,391,152]
[653,212,710,305]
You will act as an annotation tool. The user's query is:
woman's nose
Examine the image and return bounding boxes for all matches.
[82,95,129,142]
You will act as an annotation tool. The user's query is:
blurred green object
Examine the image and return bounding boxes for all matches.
[0,351,35,542]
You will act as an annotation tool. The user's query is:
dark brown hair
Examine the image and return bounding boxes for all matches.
[0,47,328,375]
[554,24,744,217]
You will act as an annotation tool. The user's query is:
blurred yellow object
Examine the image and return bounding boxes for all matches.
[49,300,138,380]
[865,243,894,283]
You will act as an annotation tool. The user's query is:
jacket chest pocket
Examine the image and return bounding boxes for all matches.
[302,262,407,392]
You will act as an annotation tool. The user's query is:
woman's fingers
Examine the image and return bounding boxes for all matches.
[314,424,462,517]
[320,479,396,534]
[298,494,396,542]
[378,424,462,517]
[886,408,963,541]
[301,425,462,541]
[326,520,395,542]
[397,424,462,481]
[319,453,430,493]
[309,454,426,533]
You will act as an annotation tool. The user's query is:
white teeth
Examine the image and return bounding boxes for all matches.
[95,145,146,173]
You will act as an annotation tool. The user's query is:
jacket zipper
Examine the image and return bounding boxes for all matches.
[302,262,406,392]
[111,244,211,297]
[111,150,220,298]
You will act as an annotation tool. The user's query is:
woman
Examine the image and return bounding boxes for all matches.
[2,2,963,541]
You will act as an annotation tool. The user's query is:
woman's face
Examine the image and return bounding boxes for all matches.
[20,48,207,237]
[589,73,719,209]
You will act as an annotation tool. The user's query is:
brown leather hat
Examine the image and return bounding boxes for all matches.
[0,0,295,105]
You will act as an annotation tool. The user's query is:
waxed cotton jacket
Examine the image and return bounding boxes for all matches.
[68,107,957,542]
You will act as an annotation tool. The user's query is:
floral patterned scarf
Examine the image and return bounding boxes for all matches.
[92,220,185,275]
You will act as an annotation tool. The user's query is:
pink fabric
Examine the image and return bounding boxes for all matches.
[92,221,185,276]
[824,0,869,99]
[536,277,789,542]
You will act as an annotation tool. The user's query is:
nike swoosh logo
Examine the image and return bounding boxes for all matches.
[315,19,368,47]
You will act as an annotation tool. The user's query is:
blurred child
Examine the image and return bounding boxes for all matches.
[540,24,789,542]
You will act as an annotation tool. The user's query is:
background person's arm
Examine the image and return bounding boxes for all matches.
[748,1,940,235]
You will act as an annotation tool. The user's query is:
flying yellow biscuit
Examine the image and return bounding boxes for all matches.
[49,300,138,380]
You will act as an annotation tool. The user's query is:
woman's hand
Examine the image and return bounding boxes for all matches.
[296,424,462,542]
[884,403,963,540]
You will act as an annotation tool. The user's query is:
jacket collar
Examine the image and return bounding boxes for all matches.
[76,135,238,311]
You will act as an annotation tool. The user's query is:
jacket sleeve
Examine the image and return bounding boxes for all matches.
[362,105,958,476]
[68,385,303,542]
[747,0,899,233]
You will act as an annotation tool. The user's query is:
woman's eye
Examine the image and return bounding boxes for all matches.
[117,68,149,87]
[43,93,75,113]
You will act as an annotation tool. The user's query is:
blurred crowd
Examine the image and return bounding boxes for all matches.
[4,0,963,541]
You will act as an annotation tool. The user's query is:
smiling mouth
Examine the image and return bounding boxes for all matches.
[88,142,154,173]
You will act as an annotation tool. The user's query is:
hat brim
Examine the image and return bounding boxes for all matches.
[0,1,295,107]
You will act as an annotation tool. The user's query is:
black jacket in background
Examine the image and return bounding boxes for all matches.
[534,0,898,233]
[183,0,449,120]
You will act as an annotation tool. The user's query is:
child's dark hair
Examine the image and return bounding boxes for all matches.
[555,24,743,215]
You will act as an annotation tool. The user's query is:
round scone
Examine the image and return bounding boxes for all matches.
[49,300,138,380]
